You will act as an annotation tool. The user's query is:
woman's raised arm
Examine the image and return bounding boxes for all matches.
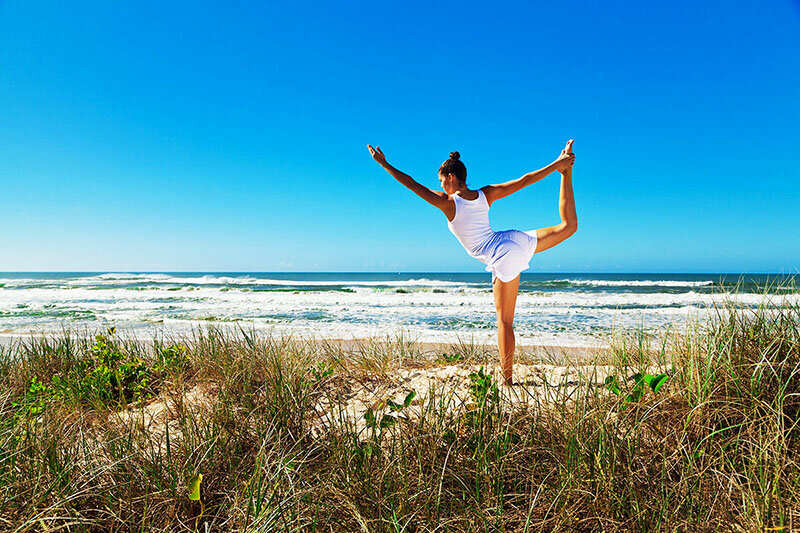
[368,144,448,210]
[482,141,575,207]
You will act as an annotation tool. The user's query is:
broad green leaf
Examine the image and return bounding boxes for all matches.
[404,391,416,407]
[188,473,202,501]
[604,375,621,396]
[649,373,668,393]
[386,399,403,412]
[364,408,376,427]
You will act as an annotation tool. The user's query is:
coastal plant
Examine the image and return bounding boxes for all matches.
[188,472,205,527]
[463,365,505,465]
[6,330,191,414]
[309,360,334,383]
[154,342,190,375]
[11,376,49,419]
[8,376,51,443]
[468,365,497,406]
[364,390,416,431]
[48,328,153,406]
[604,370,670,408]
[441,351,464,363]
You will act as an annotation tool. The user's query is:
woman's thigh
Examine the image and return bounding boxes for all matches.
[533,224,572,254]
[492,273,520,324]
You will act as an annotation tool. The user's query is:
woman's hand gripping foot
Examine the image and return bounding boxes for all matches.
[554,139,575,173]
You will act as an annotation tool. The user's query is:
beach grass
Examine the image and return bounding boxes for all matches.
[0,284,798,531]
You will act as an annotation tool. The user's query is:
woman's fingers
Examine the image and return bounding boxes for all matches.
[367,144,385,162]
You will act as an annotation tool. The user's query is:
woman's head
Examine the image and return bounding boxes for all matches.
[438,151,467,194]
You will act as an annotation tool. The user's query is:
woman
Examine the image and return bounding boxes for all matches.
[367,141,577,385]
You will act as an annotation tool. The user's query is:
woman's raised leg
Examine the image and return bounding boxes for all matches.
[534,140,578,253]
[493,273,520,385]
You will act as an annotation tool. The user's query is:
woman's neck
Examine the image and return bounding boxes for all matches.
[456,187,478,200]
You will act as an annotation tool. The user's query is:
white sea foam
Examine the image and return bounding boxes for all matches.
[2,284,796,344]
[0,274,722,291]
[46,274,476,288]
[2,274,795,348]
[70,273,264,286]
[552,279,716,287]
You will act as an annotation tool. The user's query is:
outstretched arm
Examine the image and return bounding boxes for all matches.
[368,144,447,210]
[482,147,575,207]
[482,162,559,207]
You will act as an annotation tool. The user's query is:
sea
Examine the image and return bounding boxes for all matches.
[0,272,797,348]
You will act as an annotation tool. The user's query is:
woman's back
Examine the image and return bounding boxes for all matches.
[446,189,495,257]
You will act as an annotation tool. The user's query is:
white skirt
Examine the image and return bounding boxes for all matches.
[476,229,538,283]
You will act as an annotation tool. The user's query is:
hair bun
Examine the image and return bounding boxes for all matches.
[449,151,460,160]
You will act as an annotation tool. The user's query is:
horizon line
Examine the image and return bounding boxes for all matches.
[1,270,798,276]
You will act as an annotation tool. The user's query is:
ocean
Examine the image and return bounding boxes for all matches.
[0,272,796,348]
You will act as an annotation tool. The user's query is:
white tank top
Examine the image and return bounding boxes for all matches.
[446,189,495,257]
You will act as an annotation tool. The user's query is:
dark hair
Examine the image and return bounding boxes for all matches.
[438,151,467,183]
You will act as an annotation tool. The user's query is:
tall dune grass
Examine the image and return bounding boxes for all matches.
[0,282,798,531]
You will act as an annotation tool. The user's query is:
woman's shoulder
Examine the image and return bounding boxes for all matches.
[453,189,483,201]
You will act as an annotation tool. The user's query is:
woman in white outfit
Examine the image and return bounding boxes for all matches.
[367,141,577,385]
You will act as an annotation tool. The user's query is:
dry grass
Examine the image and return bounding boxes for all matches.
[0,284,798,531]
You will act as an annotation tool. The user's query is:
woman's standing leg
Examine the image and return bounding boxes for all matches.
[493,273,520,385]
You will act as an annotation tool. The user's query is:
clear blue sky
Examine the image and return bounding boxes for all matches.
[1,0,798,273]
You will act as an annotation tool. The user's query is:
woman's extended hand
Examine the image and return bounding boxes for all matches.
[367,144,387,166]
[554,153,575,172]
[554,147,575,172]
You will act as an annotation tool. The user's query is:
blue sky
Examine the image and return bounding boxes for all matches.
[1,0,798,273]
